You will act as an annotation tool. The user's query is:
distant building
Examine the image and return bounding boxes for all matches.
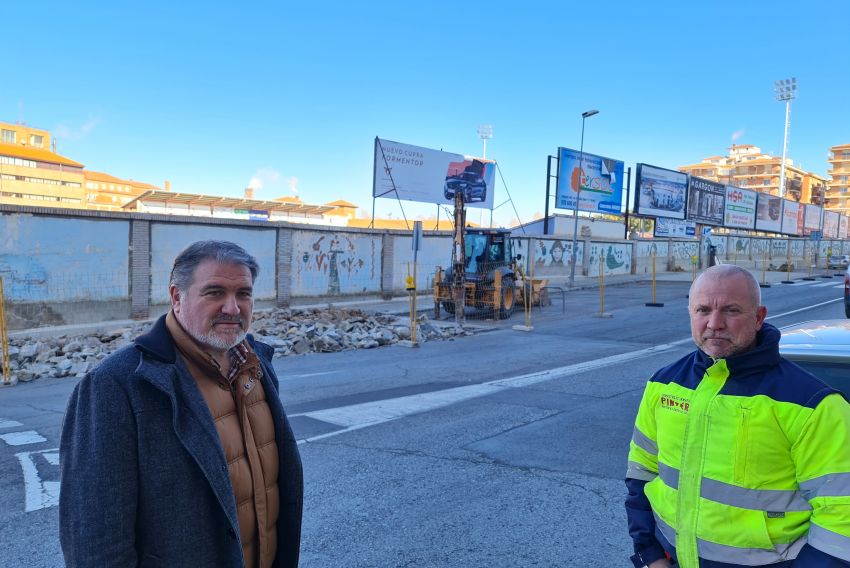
[679,144,827,206]
[84,170,161,211]
[0,122,87,209]
[826,144,850,215]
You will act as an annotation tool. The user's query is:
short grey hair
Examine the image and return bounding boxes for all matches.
[169,240,259,292]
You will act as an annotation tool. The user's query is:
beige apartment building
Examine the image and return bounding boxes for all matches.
[0,123,87,209]
[826,144,850,215]
[679,144,827,206]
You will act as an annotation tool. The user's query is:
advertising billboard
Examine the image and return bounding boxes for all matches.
[804,204,822,235]
[654,218,696,238]
[555,148,624,214]
[781,200,801,235]
[755,193,783,233]
[723,185,756,230]
[823,210,840,238]
[686,176,725,225]
[840,215,849,239]
[372,138,495,209]
[634,164,688,220]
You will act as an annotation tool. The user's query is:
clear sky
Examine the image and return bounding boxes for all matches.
[5,1,849,227]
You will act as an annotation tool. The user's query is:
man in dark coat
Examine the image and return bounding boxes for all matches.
[60,240,303,567]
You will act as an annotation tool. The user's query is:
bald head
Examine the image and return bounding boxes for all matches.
[689,265,762,308]
[688,265,767,358]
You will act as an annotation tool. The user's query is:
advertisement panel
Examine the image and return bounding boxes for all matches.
[755,193,782,233]
[781,200,800,235]
[686,176,725,225]
[555,148,625,214]
[372,138,495,209]
[723,186,756,229]
[823,210,840,238]
[840,215,849,239]
[804,204,822,235]
[654,218,696,238]
[634,163,688,220]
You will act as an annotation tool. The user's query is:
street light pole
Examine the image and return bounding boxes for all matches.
[774,78,797,199]
[569,109,598,287]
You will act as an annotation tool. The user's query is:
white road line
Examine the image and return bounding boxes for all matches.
[287,371,342,379]
[0,418,24,430]
[0,431,47,446]
[295,296,846,444]
[786,280,818,286]
[297,338,692,444]
[15,448,60,512]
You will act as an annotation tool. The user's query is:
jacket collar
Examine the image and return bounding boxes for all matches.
[696,322,782,379]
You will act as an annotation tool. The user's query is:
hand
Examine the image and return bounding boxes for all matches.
[648,560,673,568]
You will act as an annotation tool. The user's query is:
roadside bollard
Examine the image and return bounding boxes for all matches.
[645,250,664,308]
[803,252,816,281]
[0,277,11,386]
[596,256,612,318]
[759,249,771,288]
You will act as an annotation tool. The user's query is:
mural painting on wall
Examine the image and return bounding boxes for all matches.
[295,233,377,295]
[731,237,751,259]
[588,242,631,276]
[532,239,583,277]
[0,260,48,300]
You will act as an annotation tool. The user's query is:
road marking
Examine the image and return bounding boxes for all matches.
[287,371,342,379]
[297,338,692,444]
[766,298,843,320]
[15,448,60,512]
[0,418,24,429]
[0,431,47,446]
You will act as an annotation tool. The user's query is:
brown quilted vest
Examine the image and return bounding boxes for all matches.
[166,312,280,568]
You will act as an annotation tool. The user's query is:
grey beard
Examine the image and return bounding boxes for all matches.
[176,311,247,351]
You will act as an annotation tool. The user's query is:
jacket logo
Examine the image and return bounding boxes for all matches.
[660,395,690,414]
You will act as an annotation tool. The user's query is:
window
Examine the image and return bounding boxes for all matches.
[29,134,44,147]
[1,129,15,144]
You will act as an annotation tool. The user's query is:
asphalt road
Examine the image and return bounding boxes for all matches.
[0,275,846,567]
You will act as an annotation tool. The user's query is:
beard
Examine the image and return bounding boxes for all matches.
[176,312,247,351]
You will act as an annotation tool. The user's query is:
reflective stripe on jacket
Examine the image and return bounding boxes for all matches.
[626,323,850,567]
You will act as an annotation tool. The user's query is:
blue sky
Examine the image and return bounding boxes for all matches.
[5,1,849,227]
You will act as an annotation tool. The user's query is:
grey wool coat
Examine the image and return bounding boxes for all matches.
[59,315,303,567]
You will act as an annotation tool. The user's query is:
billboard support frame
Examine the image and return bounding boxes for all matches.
[372,137,411,230]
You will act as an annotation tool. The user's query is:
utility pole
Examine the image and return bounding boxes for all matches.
[774,77,797,199]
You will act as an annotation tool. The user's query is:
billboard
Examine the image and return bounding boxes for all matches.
[723,185,756,229]
[555,148,625,214]
[840,215,849,239]
[686,176,725,225]
[781,200,801,235]
[372,138,495,209]
[654,218,696,238]
[755,193,782,233]
[804,204,822,235]
[823,210,840,238]
[634,164,688,220]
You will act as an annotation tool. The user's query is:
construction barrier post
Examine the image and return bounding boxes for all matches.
[645,250,664,307]
[0,277,11,386]
[596,255,612,318]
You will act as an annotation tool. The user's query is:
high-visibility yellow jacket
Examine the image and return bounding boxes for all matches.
[626,324,850,567]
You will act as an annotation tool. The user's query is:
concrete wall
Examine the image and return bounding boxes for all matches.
[0,205,847,329]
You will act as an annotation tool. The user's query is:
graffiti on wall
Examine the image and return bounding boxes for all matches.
[730,237,751,259]
[771,240,788,258]
[588,242,631,276]
[293,232,380,296]
[789,240,805,259]
[636,241,668,274]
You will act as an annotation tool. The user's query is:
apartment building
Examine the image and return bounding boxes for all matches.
[0,123,87,209]
[826,144,850,215]
[84,170,160,211]
[679,144,827,205]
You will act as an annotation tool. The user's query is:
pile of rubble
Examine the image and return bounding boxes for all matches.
[5,307,474,384]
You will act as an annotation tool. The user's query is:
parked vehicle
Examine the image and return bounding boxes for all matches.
[779,319,850,397]
[827,254,850,270]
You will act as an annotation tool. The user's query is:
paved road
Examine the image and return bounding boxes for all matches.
[0,274,845,566]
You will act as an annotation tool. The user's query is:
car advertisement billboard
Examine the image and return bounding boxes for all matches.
[823,210,839,238]
[755,193,783,233]
[781,200,801,235]
[555,147,625,214]
[840,215,849,239]
[723,185,756,229]
[654,217,696,238]
[686,176,725,225]
[372,137,495,209]
[803,204,822,235]
[634,163,688,220]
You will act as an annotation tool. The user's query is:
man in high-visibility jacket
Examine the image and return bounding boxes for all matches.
[626,264,850,567]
